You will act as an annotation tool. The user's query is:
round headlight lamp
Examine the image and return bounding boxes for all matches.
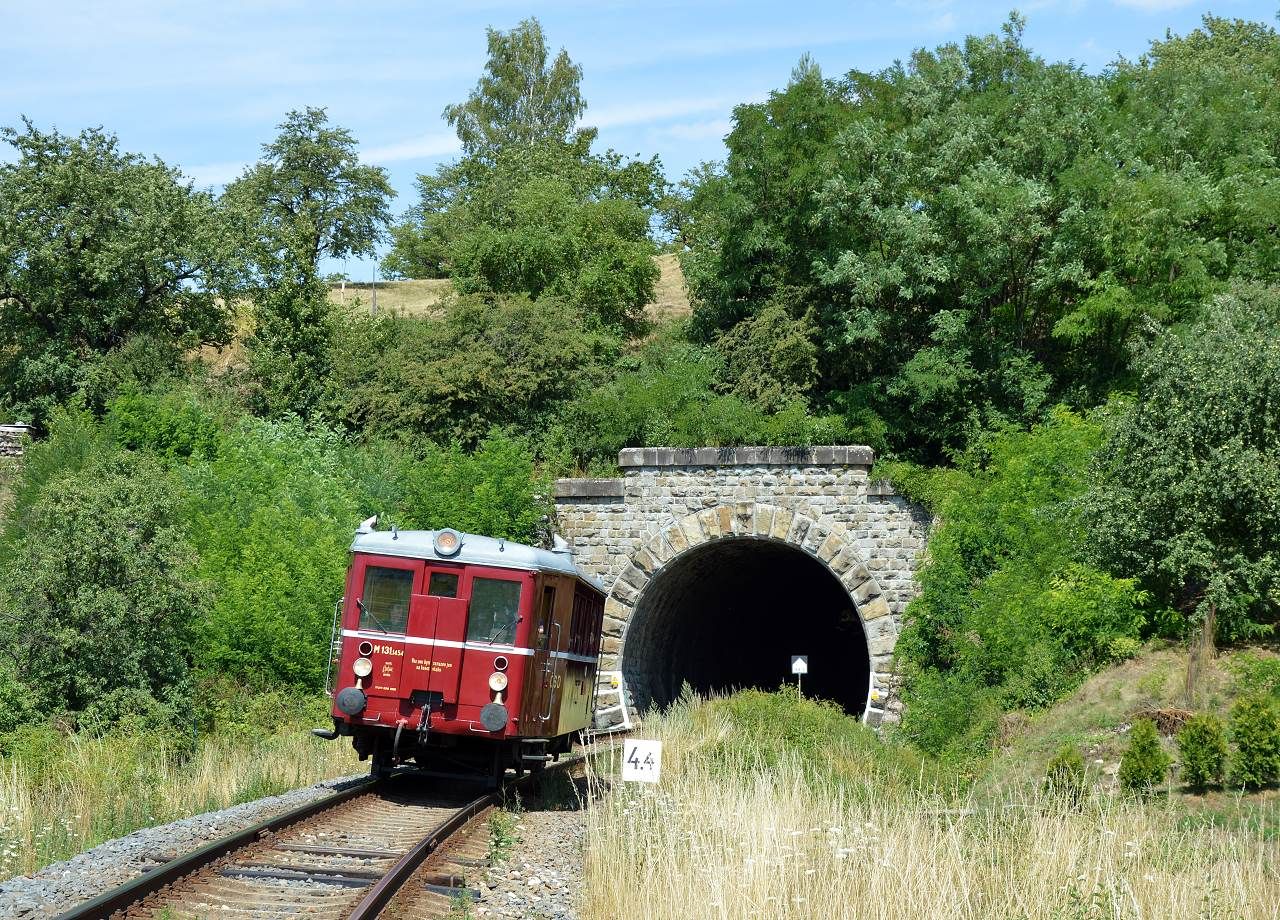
[488,671,509,692]
[433,529,462,557]
[353,657,373,678]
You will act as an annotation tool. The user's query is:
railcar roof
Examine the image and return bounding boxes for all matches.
[350,528,597,585]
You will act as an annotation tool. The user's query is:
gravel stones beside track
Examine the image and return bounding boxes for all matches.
[0,773,365,919]
[477,809,586,920]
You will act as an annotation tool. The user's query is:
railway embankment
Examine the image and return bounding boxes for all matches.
[0,774,363,918]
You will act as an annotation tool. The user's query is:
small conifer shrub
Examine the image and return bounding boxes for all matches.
[1176,713,1227,792]
[1118,718,1170,793]
[1229,695,1280,789]
[1042,746,1087,802]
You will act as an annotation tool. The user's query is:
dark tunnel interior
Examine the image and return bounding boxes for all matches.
[621,537,871,715]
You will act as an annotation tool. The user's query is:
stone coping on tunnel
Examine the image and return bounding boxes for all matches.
[617,445,875,468]
[553,478,626,498]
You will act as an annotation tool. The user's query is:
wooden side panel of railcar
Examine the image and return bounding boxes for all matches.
[517,572,604,739]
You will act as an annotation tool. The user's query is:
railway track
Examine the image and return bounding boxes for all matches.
[53,758,587,920]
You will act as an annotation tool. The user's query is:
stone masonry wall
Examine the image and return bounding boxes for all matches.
[554,446,929,725]
[0,425,32,458]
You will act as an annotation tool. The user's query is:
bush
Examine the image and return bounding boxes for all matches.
[326,294,620,448]
[1118,718,1171,794]
[1229,695,1280,789]
[1176,713,1228,791]
[0,451,204,715]
[1042,746,1087,802]
[895,410,1147,757]
[1086,286,1280,641]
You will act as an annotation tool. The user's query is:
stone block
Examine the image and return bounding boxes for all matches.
[788,514,812,547]
[860,596,891,621]
[665,524,689,554]
[680,515,704,548]
[601,636,622,655]
[698,507,722,539]
[732,502,754,534]
[755,504,775,537]
[717,505,733,534]
[602,616,626,638]
[632,546,659,575]
[770,507,794,540]
[816,531,844,563]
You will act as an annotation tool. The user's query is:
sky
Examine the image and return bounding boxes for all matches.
[4,0,1276,278]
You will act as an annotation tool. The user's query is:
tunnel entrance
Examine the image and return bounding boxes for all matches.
[620,537,871,716]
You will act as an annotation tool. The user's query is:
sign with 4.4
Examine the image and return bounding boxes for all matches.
[621,739,662,783]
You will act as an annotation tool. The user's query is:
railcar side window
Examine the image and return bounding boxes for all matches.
[428,571,459,598]
[467,577,520,645]
[359,566,412,633]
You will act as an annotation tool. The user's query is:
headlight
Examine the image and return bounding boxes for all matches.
[433,528,462,557]
[488,671,509,691]
[353,657,373,678]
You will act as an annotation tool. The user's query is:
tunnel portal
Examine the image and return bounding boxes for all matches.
[621,537,872,716]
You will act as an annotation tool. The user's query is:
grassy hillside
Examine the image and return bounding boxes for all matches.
[328,255,690,322]
[584,688,1279,919]
[979,645,1280,800]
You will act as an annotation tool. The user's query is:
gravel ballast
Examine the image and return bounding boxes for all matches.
[0,773,364,919]
[477,809,587,919]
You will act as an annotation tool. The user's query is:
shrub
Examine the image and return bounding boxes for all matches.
[0,452,205,715]
[895,410,1147,757]
[1229,695,1280,789]
[1042,746,1087,802]
[1118,718,1171,793]
[1176,713,1228,791]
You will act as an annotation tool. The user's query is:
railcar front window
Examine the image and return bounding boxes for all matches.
[428,571,459,598]
[360,566,412,633]
[467,577,521,645]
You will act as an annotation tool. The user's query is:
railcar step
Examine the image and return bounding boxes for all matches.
[520,753,553,762]
[220,866,373,887]
[275,843,406,858]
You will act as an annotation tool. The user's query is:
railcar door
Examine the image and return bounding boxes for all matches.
[527,581,559,733]
[348,557,419,699]
[405,567,467,703]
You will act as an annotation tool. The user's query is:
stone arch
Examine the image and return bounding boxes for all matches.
[598,502,900,727]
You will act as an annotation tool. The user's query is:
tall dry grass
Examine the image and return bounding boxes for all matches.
[583,695,1280,920]
[0,725,357,879]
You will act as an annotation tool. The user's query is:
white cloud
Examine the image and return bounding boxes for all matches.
[1111,0,1194,9]
[653,118,735,142]
[360,132,460,164]
[589,97,735,129]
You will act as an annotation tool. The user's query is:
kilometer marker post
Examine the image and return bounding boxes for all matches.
[791,655,808,698]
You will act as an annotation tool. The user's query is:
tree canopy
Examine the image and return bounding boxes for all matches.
[443,17,586,160]
[0,121,240,426]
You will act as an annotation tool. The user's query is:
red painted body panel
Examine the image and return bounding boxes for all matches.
[330,549,604,772]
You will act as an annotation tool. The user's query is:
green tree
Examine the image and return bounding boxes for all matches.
[443,17,586,160]
[225,107,392,281]
[1176,713,1228,791]
[1118,718,1171,794]
[383,20,663,332]
[0,120,240,426]
[1229,695,1280,789]
[892,410,1147,759]
[1085,286,1280,641]
[0,452,205,714]
[675,16,1280,461]
[325,293,621,447]
[225,108,393,416]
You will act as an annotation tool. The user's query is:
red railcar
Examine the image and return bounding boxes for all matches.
[315,524,605,782]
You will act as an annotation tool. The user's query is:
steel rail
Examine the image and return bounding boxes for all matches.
[53,776,380,920]
[53,751,593,920]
